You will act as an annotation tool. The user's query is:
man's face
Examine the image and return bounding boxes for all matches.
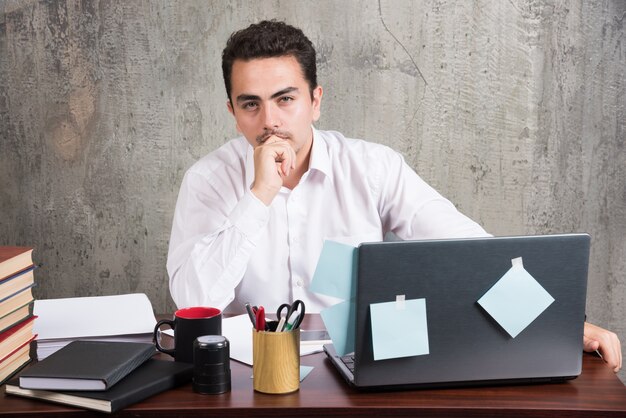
[227,56,322,154]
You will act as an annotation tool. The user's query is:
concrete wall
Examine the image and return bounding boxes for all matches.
[1,0,624,381]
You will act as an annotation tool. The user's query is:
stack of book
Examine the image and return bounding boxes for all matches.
[0,246,38,385]
[5,340,194,413]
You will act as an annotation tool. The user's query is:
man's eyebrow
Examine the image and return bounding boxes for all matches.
[270,87,298,99]
[235,94,261,104]
[235,87,299,105]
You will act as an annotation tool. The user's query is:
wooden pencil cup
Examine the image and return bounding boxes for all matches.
[252,328,300,394]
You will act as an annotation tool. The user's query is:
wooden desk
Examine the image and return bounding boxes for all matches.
[1,315,625,417]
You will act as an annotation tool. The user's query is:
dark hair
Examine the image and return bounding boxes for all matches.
[222,20,318,102]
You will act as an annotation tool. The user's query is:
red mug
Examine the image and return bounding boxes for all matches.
[154,307,222,363]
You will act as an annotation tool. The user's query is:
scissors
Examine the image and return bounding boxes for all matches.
[276,300,305,331]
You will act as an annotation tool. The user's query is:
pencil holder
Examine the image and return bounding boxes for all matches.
[252,328,300,394]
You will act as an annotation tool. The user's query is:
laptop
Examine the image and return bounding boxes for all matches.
[324,234,590,390]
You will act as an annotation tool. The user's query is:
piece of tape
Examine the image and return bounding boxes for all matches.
[395,294,406,310]
[511,257,524,268]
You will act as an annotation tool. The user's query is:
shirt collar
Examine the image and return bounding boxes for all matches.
[308,127,333,184]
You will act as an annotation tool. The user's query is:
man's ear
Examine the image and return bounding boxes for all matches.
[311,85,323,122]
[226,100,242,133]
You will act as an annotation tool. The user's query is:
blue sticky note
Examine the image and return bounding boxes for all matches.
[477,260,555,338]
[300,366,314,381]
[320,299,356,356]
[309,240,357,300]
[370,298,429,361]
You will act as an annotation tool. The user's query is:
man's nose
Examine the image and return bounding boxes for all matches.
[261,104,280,129]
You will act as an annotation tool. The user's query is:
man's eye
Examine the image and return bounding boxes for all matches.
[242,102,258,110]
[279,96,294,103]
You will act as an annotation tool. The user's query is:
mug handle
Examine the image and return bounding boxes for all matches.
[154,319,176,356]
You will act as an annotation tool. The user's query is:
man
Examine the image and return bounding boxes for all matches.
[167,20,621,372]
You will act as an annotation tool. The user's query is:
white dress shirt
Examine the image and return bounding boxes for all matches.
[167,128,489,313]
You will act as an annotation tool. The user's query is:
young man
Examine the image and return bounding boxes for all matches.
[167,21,621,372]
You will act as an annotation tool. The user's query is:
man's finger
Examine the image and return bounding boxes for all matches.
[583,335,599,352]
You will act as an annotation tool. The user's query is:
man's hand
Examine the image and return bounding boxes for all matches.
[250,135,296,205]
[583,322,622,372]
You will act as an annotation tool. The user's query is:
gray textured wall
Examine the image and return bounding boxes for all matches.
[1,0,624,381]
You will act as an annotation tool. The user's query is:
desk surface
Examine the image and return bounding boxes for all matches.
[1,315,625,418]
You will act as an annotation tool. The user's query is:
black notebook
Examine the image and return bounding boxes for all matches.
[19,340,155,390]
[6,359,194,413]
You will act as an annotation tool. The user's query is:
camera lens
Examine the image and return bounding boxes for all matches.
[193,335,231,394]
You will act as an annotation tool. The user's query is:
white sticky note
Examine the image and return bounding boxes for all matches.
[370,298,429,361]
[477,259,555,338]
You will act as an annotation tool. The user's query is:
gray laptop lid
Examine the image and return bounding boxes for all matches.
[334,234,589,389]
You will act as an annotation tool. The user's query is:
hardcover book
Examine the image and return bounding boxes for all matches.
[19,340,157,391]
[0,288,34,319]
[6,359,194,413]
[33,293,157,360]
[0,301,33,334]
[0,338,34,385]
[0,316,36,361]
[0,267,35,303]
[0,247,33,281]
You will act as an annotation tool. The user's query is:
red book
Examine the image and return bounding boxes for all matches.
[0,316,37,361]
[0,338,33,385]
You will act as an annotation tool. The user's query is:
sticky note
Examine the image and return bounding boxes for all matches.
[320,299,356,356]
[309,240,357,300]
[300,366,314,381]
[370,298,429,361]
[477,258,554,338]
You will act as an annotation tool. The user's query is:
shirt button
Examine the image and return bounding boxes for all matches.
[296,279,304,287]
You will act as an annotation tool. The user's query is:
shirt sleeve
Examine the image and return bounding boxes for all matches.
[374,149,491,240]
[167,169,269,310]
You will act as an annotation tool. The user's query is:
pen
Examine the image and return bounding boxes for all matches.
[255,306,266,332]
[276,316,287,332]
[284,312,301,331]
[595,349,604,361]
[245,302,256,328]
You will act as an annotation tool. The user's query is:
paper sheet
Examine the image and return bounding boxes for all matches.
[33,293,157,339]
[222,315,326,366]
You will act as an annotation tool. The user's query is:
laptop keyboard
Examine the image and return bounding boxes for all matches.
[340,354,355,373]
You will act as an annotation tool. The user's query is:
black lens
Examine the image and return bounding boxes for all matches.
[192,335,231,394]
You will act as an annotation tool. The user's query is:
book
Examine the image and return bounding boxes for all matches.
[19,340,157,391]
[0,301,33,334]
[6,359,194,413]
[0,267,35,302]
[0,247,33,281]
[0,287,34,319]
[0,316,36,361]
[0,337,34,385]
[33,293,157,360]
